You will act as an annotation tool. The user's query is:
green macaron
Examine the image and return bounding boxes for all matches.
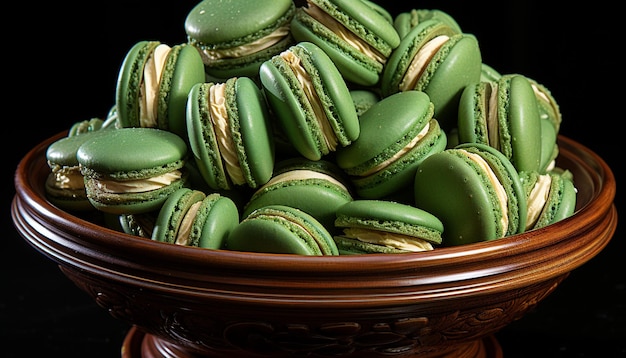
[226,205,339,255]
[335,90,447,199]
[184,0,295,79]
[414,143,527,246]
[539,117,559,173]
[77,127,189,215]
[45,130,110,211]
[527,77,562,133]
[101,212,157,238]
[349,89,381,117]
[393,8,462,39]
[457,74,543,172]
[519,170,577,231]
[186,76,275,191]
[259,41,360,161]
[290,0,400,86]
[242,158,354,234]
[479,63,502,83]
[333,199,444,254]
[152,188,239,249]
[115,40,205,138]
[381,19,482,132]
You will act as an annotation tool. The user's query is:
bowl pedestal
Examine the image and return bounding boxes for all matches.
[122,326,503,358]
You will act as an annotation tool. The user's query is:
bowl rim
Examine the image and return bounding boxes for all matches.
[12,132,617,276]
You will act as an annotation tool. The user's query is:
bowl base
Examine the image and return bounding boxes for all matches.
[122,326,503,358]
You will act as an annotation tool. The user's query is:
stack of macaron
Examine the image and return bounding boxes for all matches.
[42,0,577,255]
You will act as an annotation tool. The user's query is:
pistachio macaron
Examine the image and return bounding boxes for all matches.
[414,143,527,246]
[259,41,359,161]
[381,19,482,132]
[77,127,189,215]
[335,90,447,199]
[152,188,239,249]
[186,76,275,191]
[393,8,462,39]
[226,205,339,255]
[333,200,444,254]
[115,40,205,138]
[290,0,400,86]
[45,130,109,211]
[457,74,543,172]
[242,158,354,234]
[519,170,577,231]
[184,0,295,79]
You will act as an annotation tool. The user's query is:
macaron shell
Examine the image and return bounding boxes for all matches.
[46,130,109,167]
[243,177,353,233]
[203,36,294,79]
[152,188,205,244]
[535,173,577,229]
[260,56,323,160]
[77,128,189,215]
[77,128,187,177]
[231,77,275,188]
[457,143,527,235]
[351,118,447,199]
[336,91,432,170]
[393,9,462,39]
[335,199,444,244]
[45,131,113,211]
[226,217,320,255]
[184,0,294,45]
[335,91,446,198]
[324,0,401,53]
[227,205,338,255]
[418,33,482,132]
[539,118,558,173]
[290,9,382,86]
[115,41,160,128]
[381,20,457,96]
[296,42,360,146]
[195,193,240,249]
[349,89,380,117]
[161,44,205,139]
[333,235,408,254]
[414,150,499,245]
[502,75,542,172]
[186,82,229,190]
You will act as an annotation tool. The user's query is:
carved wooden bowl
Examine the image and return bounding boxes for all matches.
[11,133,617,358]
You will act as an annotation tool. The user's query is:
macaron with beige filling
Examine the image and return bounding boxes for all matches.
[259,41,359,161]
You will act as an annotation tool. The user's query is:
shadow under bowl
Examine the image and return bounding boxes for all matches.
[11,133,617,358]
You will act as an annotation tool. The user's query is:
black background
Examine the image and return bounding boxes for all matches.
[3,1,624,357]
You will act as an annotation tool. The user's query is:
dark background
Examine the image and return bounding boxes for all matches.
[3,1,623,357]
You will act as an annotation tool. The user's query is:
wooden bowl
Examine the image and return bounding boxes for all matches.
[11,133,617,358]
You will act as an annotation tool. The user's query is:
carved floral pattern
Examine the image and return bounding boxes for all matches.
[61,266,566,357]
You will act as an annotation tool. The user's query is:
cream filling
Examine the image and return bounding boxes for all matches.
[254,169,348,196]
[304,2,385,64]
[460,150,509,233]
[200,24,290,61]
[399,35,449,91]
[486,82,500,149]
[342,228,434,252]
[175,201,203,246]
[281,50,338,151]
[92,170,182,193]
[209,83,245,185]
[48,166,85,190]
[140,44,171,128]
[525,174,551,230]
[359,122,430,177]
